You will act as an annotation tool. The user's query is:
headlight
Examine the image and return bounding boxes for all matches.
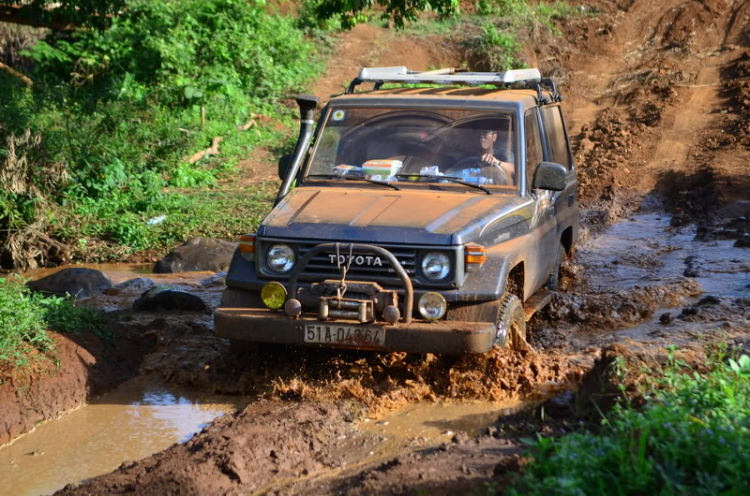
[267,244,296,273]
[421,252,451,281]
[418,292,447,320]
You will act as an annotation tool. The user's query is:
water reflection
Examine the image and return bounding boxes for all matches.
[0,376,244,496]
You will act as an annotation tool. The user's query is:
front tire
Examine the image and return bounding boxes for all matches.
[497,293,527,351]
[446,292,528,351]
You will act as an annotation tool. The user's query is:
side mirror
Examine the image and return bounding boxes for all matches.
[278,154,293,180]
[532,161,567,191]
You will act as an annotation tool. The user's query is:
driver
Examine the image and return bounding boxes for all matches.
[474,129,514,185]
[442,128,514,186]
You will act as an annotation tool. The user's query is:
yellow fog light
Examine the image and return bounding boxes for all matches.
[261,282,287,310]
[418,292,447,321]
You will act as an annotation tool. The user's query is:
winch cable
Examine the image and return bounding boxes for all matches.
[334,242,354,299]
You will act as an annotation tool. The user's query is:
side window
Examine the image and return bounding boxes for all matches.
[540,106,572,169]
[525,110,543,189]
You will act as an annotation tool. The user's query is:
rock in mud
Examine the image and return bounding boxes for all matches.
[26,268,112,299]
[132,286,210,313]
[116,277,155,292]
[540,390,575,417]
[199,271,227,287]
[659,312,674,324]
[154,238,237,273]
[546,279,702,328]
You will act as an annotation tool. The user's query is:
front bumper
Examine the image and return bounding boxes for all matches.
[215,307,495,354]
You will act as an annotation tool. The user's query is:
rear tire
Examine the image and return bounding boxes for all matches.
[547,244,569,292]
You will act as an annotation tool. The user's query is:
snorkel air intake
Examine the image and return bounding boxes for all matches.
[275,95,318,205]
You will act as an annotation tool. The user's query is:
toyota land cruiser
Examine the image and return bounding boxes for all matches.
[215,67,578,354]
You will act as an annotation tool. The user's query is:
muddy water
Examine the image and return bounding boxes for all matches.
[579,213,750,298]
[0,376,244,496]
[20,263,218,286]
[359,400,526,450]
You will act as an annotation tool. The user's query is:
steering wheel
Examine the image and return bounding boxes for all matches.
[444,156,481,175]
[443,156,511,186]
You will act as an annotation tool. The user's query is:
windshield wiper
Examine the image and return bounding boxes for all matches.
[307,174,401,191]
[394,174,491,195]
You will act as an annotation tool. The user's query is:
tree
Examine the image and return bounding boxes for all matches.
[313,0,460,28]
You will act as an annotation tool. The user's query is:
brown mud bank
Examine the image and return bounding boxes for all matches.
[56,344,707,496]
[0,323,154,446]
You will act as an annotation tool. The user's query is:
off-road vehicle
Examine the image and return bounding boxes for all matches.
[215,67,578,354]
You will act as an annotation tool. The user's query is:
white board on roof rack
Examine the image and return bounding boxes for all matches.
[355,67,543,86]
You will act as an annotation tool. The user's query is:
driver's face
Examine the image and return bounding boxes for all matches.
[479,130,497,151]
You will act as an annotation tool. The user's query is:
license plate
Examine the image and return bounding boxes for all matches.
[303,324,386,347]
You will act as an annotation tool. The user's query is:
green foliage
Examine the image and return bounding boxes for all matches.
[475,0,530,17]
[466,23,524,71]
[1,0,318,265]
[0,276,107,368]
[0,277,54,367]
[0,0,125,30]
[36,294,107,341]
[509,352,750,495]
[312,0,460,29]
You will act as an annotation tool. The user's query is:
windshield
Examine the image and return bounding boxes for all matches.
[306,107,517,189]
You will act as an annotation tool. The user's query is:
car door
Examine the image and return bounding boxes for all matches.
[524,108,558,293]
[540,105,578,254]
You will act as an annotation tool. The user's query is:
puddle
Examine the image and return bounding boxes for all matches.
[359,400,526,445]
[0,376,244,496]
[20,263,218,287]
[579,213,750,298]
[20,263,153,285]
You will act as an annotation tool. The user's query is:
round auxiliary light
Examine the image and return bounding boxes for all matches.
[418,292,448,321]
[421,252,451,281]
[382,305,401,325]
[267,244,296,273]
[284,298,302,318]
[261,282,287,310]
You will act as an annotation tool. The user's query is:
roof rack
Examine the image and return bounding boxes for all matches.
[345,66,561,103]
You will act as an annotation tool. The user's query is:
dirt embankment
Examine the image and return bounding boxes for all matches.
[555,0,750,233]
[0,322,155,446]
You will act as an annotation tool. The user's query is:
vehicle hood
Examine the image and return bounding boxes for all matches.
[259,187,531,245]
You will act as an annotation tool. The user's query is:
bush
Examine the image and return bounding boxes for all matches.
[470,23,523,71]
[1,0,319,268]
[0,277,54,366]
[0,276,108,368]
[509,351,750,495]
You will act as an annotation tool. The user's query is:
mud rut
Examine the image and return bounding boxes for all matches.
[9,1,750,494]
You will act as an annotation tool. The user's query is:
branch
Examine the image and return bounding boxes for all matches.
[0,61,32,86]
[237,119,256,131]
[184,136,223,165]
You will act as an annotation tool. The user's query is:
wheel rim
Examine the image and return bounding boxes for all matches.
[495,320,509,347]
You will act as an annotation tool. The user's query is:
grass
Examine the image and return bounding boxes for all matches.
[508,348,750,495]
[0,276,106,368]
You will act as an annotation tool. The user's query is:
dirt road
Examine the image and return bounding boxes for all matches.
[6,1,750,494]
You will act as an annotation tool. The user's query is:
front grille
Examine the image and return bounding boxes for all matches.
[297,242,417,281]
